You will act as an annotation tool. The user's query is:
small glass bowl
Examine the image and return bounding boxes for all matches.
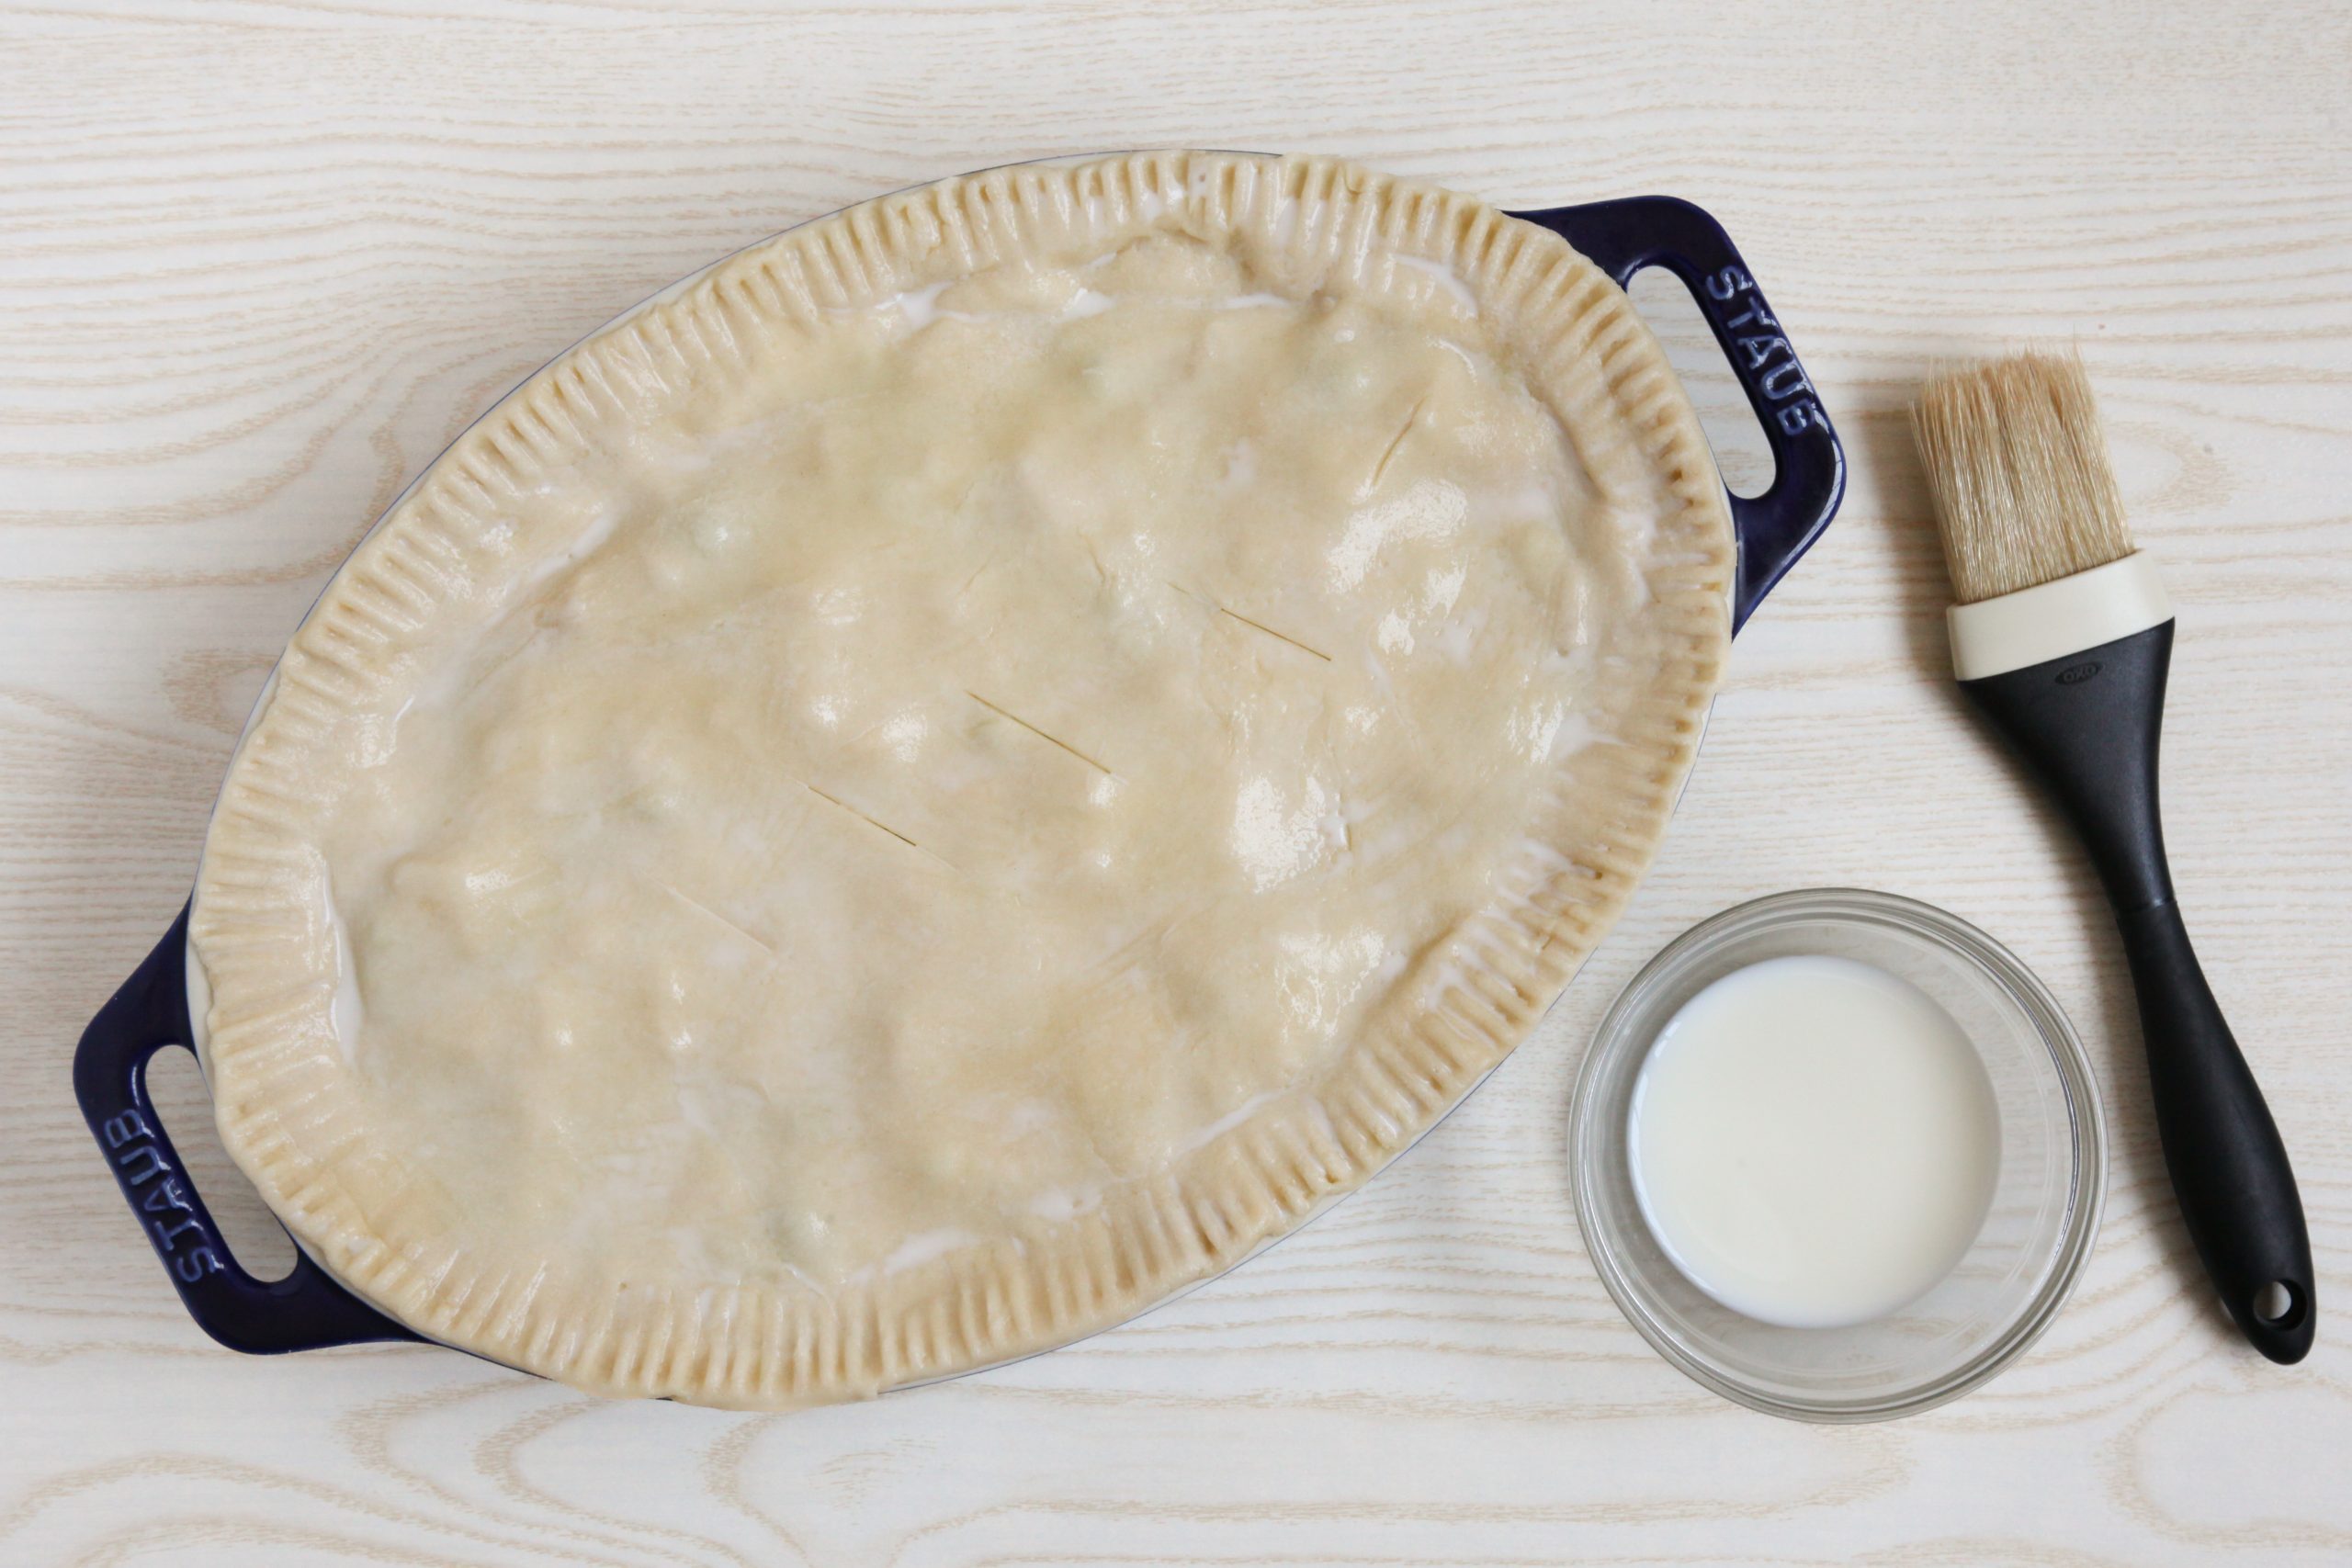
[1571,888,2106,1422]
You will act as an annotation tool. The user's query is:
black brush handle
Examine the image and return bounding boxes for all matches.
[1962,621,2313,1363]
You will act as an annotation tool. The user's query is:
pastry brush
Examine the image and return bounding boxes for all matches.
[1914,349,2313,1364]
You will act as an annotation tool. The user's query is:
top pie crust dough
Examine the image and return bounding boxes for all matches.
[189,152,1733,1407]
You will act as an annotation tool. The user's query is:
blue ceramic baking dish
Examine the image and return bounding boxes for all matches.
[74,172,1847,1367]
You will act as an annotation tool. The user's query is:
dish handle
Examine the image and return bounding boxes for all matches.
[74,905,420,1352]
[1509,195,1847,631]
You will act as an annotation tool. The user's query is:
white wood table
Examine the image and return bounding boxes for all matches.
[6,3,2347,1562]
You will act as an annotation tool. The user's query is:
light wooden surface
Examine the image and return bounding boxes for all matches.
[6,2,2349,1562]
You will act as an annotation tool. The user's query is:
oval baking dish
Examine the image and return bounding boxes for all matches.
[75,152,1844,1404]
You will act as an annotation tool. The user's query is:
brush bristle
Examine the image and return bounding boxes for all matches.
[1912,349,2132,604]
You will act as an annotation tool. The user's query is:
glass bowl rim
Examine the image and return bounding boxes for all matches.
[1570,886,2109,1423]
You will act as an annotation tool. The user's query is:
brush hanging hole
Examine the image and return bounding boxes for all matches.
[2252,1280,2304,1329]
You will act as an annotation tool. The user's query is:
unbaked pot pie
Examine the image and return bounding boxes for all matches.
[190,152,1733,1408]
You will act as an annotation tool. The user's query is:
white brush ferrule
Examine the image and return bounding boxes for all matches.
[1947,552,2173,682]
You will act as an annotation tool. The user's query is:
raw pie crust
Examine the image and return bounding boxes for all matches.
[191,152,1733,1408]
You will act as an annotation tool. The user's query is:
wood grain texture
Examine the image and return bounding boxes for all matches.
[5,1,2348,1562]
